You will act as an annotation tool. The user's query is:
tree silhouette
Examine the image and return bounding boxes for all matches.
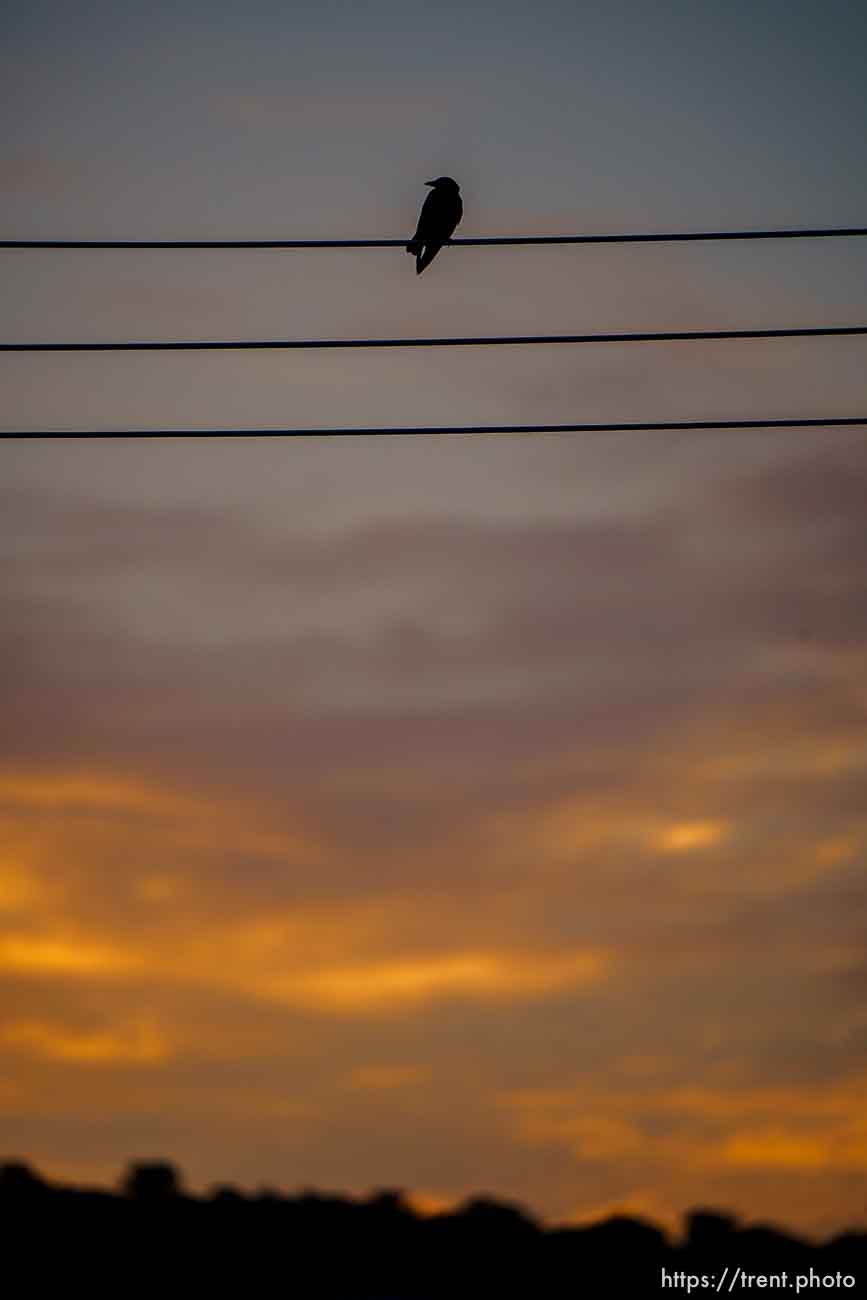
[121,1160,182,1200]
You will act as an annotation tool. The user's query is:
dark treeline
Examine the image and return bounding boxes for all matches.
[2,1160,863,1296]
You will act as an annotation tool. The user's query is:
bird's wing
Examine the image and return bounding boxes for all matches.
[427,193,462,242]
[414,190,449,243]
[443,197,463,241]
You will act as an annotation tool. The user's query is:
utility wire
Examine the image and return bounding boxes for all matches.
[4,325,866,352]
[5,418,866,439]
[2,226,866,250]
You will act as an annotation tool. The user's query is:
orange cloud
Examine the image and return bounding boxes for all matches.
[655,821,728,853]
[1,1017,169,1066]
[256,948,609,1013]
[719,1132,834,1171]
[502,1075,867,1176]
[663,1080,867,1123]
[0,769,190,815]
[348,1064,431,1090]
[0,767,326,886]
[0,935,141,976]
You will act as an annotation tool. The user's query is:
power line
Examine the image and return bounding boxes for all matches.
[2,226,866,250]
[5,418,866,439]
[4,325,866,353]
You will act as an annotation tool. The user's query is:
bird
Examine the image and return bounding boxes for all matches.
[406,177,463,274]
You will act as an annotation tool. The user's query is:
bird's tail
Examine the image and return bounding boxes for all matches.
[415,243,440,274]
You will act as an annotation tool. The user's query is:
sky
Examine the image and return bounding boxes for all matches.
[1,0,867,1240]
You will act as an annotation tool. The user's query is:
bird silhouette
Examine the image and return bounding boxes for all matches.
[406,177,463,274]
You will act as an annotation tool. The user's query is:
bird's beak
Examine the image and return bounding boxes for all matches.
[425,180,436,186]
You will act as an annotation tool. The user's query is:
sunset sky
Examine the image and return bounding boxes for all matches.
[2,0,867,1239]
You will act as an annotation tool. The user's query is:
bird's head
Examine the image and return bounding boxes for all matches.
[426,176,460,191]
